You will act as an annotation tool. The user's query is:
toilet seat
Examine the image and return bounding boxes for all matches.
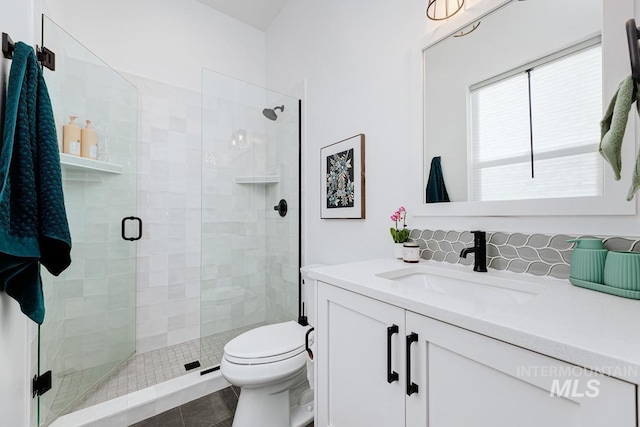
[224,321,309,365]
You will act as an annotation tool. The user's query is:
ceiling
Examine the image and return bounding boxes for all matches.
[195,0,290,31]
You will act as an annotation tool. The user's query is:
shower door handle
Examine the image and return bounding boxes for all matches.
[121,216,142,241]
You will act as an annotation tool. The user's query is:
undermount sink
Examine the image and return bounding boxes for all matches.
[376,267,540,306]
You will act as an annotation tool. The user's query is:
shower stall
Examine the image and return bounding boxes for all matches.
[35,17,301,427]
[200,70,301,370]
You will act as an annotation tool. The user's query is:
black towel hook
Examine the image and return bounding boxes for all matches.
[2,32,56,71]
[2,32,14,59]
[626,19,640,84]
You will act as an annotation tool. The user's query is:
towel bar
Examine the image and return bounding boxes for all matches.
[626,19,640,84]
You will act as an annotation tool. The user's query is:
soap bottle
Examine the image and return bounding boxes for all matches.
[62,116,81,156]
[81,119,98,160]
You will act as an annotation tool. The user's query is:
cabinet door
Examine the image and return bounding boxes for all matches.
[317,282,405,427]
[406,311,637,427]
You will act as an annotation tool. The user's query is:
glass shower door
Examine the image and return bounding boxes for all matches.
[37,16,138,425]
[200,70,300,368]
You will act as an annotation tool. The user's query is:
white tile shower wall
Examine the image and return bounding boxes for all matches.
[265,98,300,324]
[200,77,269,337]
[128,75,203,354]
[38,49,138,423]
[46,66,138,371]
[130,72,298,354]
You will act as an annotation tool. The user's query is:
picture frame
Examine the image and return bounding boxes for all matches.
[320,134,366,219]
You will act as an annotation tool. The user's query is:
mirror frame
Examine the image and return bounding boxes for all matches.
[411,0,637,216]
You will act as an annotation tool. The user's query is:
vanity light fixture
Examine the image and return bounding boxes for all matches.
[453,21,481,37]
[426,0,464,21]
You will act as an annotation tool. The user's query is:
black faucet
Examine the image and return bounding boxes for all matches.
[460,231,487,272]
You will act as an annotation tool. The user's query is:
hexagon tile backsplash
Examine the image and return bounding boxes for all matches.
[408,229,640,280]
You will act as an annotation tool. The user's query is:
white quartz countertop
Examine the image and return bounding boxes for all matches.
[304,259,640,385]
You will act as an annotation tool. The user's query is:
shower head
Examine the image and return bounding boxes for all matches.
[262,105,284,121]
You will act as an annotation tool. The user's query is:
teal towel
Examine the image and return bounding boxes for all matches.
[426,156,450,203]
[599,75,640,200]
[0,42,72,324]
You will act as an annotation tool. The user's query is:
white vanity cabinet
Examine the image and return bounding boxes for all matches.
[316,281,406,427]
[316,281,637,427]
[406,311,636,427]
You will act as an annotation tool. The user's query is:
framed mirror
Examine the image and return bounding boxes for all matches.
[412,0,637,216]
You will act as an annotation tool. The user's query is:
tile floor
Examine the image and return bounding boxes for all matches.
[130,386,315,427]
[129,386,239,427]
[53,323,265,416]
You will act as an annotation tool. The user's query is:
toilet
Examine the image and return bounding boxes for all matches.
[221,321,314,427]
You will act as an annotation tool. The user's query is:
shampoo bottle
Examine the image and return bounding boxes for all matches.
[81,119,98,160]
[62,116,81,156]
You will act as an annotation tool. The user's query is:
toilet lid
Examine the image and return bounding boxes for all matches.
[224,321,309,364]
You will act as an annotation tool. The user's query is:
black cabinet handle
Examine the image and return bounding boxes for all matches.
[406,332,419,396]
[387,325,399,383]
[121,216,142,241]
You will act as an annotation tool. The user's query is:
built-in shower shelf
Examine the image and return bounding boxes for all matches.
[60,153,123,174]
[235,176,280,184]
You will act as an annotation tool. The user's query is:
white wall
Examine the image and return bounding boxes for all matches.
[267,0,430,265]
[0,1,38,425]
[266,0,640,267]
[39,0,266,91]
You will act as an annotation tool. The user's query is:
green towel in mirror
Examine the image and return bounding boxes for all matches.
[426,156,450,203]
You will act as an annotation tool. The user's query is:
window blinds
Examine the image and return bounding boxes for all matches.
[469,44,602,201]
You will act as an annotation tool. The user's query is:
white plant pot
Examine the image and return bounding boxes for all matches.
[394,243,404,259]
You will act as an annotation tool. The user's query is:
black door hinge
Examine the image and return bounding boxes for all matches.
[32,371,52,398]
[35,45,55,71]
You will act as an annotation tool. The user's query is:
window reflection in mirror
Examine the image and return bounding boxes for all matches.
[423,0,602,202]
[469,41,602,201]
